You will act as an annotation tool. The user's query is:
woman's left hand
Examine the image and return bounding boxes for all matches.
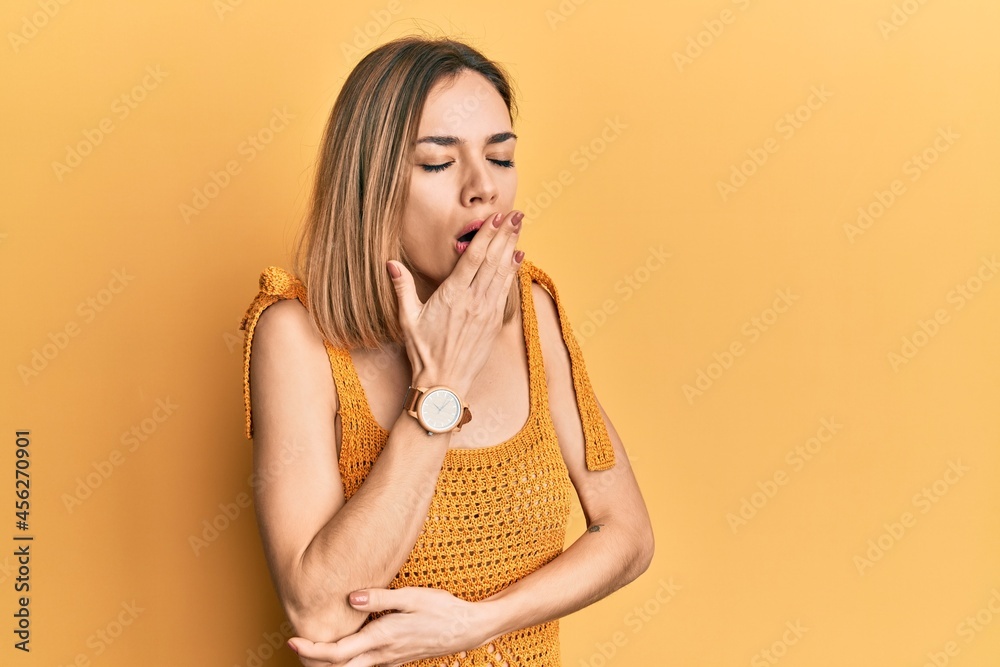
[286,586,496,667]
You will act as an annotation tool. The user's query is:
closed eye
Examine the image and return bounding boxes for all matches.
[420,158,515,173]
[420,162,450,173]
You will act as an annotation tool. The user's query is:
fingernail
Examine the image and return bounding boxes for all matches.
[492,212,503,228]
[512,212,524,226]
[350,591,369,606]
[514,250,525,263]
[386,261,400,279]
[287,640,299,654]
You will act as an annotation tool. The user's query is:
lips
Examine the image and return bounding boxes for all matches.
[455,220,484,254]
[455,218,487,243]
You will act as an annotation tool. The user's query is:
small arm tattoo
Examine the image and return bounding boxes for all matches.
[588,524,605,533]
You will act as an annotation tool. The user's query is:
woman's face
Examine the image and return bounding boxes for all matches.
[400,68,518,299]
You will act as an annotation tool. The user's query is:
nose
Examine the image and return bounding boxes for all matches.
[461,157,499,207]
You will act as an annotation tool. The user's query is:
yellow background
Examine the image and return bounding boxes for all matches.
[2,0,999,665]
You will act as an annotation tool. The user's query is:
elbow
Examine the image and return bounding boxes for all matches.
[640,524,655,573]
[629,519,655,580]
[281,578,369,643]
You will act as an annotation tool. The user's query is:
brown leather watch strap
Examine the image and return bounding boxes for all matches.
[455,405,472,431]
[402,385,423,413]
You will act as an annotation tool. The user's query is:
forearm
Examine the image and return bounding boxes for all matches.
[287,406,451,639]
[478,516,653,643]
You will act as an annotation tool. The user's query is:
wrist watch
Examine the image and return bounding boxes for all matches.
[402,385,472,435]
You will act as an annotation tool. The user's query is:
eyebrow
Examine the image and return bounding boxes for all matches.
[414,131,517,147]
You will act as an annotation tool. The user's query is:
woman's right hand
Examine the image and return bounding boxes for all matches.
[385,210,525,398]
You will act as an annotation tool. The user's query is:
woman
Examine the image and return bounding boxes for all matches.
[239,35,654,667]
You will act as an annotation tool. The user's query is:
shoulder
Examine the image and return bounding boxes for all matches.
[253,298,318,351]
[255,296,336,383]
[251,298,337,406]
[241,267,339,439]
[241,265,313,351]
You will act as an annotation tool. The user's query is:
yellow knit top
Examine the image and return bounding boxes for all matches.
[239,259,616,666]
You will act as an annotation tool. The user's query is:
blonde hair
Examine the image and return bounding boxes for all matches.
[292,35,521,350]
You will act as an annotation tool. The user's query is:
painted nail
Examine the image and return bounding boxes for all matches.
[492,212,503,228]
[514,250,524,263]
[512,211,524,226]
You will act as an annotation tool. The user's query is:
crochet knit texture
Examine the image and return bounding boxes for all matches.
[239,259,616,666]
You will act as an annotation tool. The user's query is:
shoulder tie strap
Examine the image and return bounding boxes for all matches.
[239,266,308,440]
[521,260,616,471]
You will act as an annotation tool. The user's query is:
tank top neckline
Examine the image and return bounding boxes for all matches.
[335,265,546,463]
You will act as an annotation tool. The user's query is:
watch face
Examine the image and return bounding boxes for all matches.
[419,388,461,431]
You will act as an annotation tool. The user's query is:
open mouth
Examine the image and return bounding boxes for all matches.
[457,227,479,244]
[455,219,487,254]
